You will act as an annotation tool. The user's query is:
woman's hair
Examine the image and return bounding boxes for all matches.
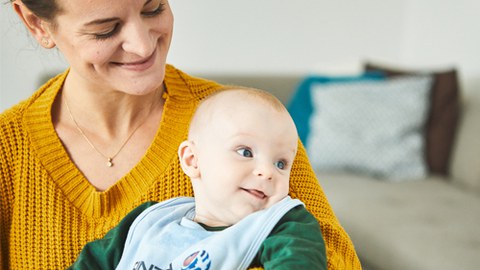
[15,0,61,21]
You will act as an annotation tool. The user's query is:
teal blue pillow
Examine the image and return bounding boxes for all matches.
[287,72,385,146]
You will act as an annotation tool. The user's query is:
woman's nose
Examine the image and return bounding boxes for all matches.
[121,21,155,58]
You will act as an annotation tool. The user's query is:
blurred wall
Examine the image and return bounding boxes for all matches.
[1,0,479,111]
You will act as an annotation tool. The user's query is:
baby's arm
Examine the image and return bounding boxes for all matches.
[254,205,327,270]
[68,202,157,270]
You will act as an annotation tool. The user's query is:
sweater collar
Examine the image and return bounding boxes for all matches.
[24,65,196,218]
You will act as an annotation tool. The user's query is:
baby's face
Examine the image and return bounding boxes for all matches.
[192,91,298,226]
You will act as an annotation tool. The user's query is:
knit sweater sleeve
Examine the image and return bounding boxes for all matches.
[0,108,20,270]
[0,132,5,270]
[288,141,361,269]
[0,120,5,270]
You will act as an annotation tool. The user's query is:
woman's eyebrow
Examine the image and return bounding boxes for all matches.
[84,17,119,27]
[83,0,154,26]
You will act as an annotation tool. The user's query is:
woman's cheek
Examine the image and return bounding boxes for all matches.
[84,42,117,65]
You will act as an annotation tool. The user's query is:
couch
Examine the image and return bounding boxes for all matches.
[197,62,480,270]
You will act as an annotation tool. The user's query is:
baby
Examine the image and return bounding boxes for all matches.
[70,87,327,270]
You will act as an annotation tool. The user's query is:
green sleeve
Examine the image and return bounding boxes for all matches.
[254,205,327,270]
[68,201,157,270]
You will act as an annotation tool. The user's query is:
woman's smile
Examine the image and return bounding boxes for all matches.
[114,49,157,71]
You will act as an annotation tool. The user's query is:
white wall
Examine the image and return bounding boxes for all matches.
[401,0,480,95]
[168,0,406,74]
[0,5,68,111]
[1,0,479,111]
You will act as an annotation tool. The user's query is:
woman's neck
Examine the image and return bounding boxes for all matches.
[59,73,165,139]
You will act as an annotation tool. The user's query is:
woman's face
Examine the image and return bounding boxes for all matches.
[46,0,173,95]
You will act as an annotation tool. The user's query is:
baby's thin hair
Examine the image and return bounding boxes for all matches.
[203,85,286,112]
[188,86,289,140]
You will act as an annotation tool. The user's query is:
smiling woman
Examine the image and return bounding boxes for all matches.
[1,0,361,269]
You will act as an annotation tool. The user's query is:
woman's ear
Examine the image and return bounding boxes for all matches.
[12,1,55,48]
[178,140,200,178]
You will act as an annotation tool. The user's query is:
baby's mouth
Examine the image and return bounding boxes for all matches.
[242,188,267,199]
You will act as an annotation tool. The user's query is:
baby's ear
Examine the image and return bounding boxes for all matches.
[178,140,200,178]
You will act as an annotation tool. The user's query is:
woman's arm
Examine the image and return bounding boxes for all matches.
[0,118,13,270]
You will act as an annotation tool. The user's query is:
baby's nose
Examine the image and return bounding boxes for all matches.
[253,163,273,180]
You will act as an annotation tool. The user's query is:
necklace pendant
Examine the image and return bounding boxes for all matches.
[107,158,113,167]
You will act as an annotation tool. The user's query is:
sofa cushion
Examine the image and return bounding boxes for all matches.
[307,76,433,181]
[364,63,460,176]
[287,72,385,146]
[319,172,480,270]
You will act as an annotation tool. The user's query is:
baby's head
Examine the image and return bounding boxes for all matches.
[178,87,299,226]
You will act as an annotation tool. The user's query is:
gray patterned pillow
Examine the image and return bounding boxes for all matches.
[307,76,433,181]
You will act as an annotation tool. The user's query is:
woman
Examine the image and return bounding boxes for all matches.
[0,0,361,269]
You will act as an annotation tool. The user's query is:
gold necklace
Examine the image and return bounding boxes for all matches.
[63,92,153,168]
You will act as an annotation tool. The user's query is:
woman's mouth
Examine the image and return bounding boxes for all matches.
[114,50,156,71]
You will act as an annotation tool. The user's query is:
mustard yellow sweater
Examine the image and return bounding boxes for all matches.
[0,64,361,270]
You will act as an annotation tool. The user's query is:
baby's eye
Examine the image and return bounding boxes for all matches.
[236,148,253,158]
[275,160,287,170]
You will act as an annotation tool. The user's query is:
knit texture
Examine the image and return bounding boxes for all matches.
[0,64,361,270]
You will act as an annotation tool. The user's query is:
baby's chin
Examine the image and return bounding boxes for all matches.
[233,202,277,221]
[264,194,288,208]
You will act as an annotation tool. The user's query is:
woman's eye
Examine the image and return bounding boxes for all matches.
[275,160,287,170]
[92,24,119,40]
[142,2,165,17]
[237,148,253,158]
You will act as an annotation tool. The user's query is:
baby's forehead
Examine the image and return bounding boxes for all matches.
[200,89,283,113]
[198,96,283,126]
[189,88,295,137]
